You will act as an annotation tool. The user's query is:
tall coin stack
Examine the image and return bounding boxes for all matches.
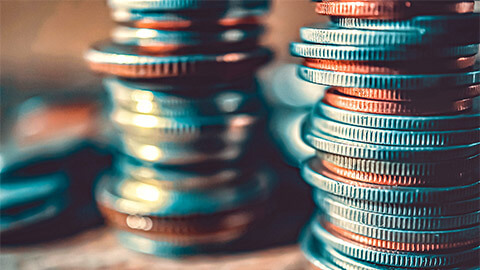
[84,0,274,257]
[291,1,480,268]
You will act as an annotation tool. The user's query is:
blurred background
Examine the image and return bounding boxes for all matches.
[1,1,328,269]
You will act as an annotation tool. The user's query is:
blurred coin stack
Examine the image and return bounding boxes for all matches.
[1,94,112,242]
[290,0,480,268]
[84,0,274,256]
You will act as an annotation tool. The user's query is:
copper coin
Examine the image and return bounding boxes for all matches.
[315,0,475,19]
[323,89,473,115]
[334,84,480,102]
[321,160,433,186]
[137,40,258,54]
[134,16,261,30]
[324,220,479,252]
[85,42,272,79]
[98,201,265,236]
[303,56,476,75]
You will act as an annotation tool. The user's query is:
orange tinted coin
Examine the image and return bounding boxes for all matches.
[323,89,473,115]
[316,0,475,19]
[335,84,480,101]
[324,221,479,252]
[303,56,476,75]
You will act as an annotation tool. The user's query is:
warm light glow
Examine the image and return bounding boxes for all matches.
[138,145,162,161]
[134,182,160,202]
[131,90,153,101]
[135,101,154,113]
[135,28,157,39]
[132,114,158,128]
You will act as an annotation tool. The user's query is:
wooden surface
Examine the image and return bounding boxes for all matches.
[1,227,307,270]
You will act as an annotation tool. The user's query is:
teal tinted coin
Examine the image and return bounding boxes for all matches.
[0,173,68,211]
[300,23,425,46]
[316,152,480,177]
[308,116,480,147]
[111,25,264,47]
[0,196,67,233]
[108,0,223,11]
[331,14,480,34]
[290,42,478,61]
[320,213,480,244]
[298,65,480,90]
[303,124,480,161]
[318,234,477,270]
[117,134,249,165]
[315,101,480,131]
[302,158,479,204]
[319,197,480,230]
[315,191,480,217]
[111,0,270,23]
[117,155,256,190]
[104,77,260,116]
[109,105,263,140]
[311,221,479,268]
[96,169,274,216]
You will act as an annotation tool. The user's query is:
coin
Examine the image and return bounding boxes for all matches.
[111,0,269,30]
[104,77,260,116]
[117,155,257,190]
[333,84,480,101]
[320,159,477,186]
[302,158,479,204]
[314,100,480,130]
[98,199,266,235]
[322,89,473,115]
[303,127,480,162]
[320,214,479,248]
[331,13,480,34]
[323,219,478,252]
[0,173,68,210]
[0,196,67,233]
[315,190,480,217]
[300,23,479,46]
[303,57,477,74]
[319,196,480,230]
[310,116,479,147]
[316,151,480,178]
[108,0,223,11]
[298,65,480,90]
[111,25,264,53]
[85,41,272,79]
[96,169,274,216]
[315,0,475,19]
[290,42,478,61]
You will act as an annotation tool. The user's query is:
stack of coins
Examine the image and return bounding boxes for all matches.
[1,95,112,242]
[291,1,480,268]
[84,0,274,256]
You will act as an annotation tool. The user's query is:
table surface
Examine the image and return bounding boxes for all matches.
[2,227,307,270]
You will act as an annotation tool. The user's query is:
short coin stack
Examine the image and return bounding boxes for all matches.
[1,95,111,242]
[85,0,274,256]
[291,1,480,268]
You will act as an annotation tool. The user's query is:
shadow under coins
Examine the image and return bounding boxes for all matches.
[216,137,315,254]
